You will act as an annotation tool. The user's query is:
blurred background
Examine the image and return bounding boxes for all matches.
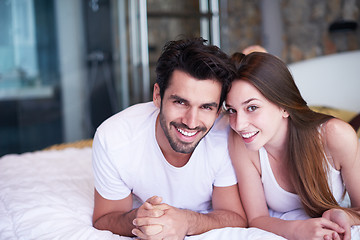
[0,0,359,156]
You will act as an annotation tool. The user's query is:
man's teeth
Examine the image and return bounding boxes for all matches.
[242,132,258,139]
[177,128,197,137]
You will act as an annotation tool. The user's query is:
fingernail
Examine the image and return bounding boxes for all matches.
[132,219,137,225]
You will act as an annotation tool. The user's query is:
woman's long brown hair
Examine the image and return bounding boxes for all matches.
[231,52,358,218]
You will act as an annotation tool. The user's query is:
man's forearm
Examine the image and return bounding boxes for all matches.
[93,209,137,237]
[186,209,247,235]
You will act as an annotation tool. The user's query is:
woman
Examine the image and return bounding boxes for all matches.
[225,52,360,240]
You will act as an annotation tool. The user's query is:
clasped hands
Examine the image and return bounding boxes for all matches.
[321,208,352,240]
[132,196,189,240]
[294,208,352,240]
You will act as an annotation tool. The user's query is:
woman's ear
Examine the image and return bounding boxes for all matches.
[153,83,161,108]
[281,108,290,118]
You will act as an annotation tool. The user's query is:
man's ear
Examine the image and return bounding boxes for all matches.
[153,83,161,108]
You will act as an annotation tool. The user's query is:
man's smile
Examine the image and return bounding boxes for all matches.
[176,128,198,137]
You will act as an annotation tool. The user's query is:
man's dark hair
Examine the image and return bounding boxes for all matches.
[155,38,235,110]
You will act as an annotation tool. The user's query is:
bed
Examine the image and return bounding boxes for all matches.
[0,142,287,240]
[2,49,360,239]
[1,125,360,240]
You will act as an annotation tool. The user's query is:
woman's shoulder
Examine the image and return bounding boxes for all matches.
[324,118,357,143]
[323,118,359,168]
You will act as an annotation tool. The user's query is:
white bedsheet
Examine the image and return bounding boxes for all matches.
[0,148,358,240]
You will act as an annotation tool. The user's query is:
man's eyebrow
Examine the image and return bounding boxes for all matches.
[169,95,188,103]
[203,102,219,108]
[170,95,218,108]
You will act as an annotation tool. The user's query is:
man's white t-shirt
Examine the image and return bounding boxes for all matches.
[92,102,236,213]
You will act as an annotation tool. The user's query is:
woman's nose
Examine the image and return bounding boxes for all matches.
[231,114,249,132]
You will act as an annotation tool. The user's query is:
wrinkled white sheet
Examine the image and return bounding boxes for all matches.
[0,148,125,240]
[0,148,358,240]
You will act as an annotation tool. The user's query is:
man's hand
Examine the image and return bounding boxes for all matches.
[132,185,246,239]
[132,196,170,239]
[136,196,166,218]
[132,196,188,240]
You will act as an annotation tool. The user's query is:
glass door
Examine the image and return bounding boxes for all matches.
[0,0,221,156]
[111,0,221,109]
[0,0,61,156]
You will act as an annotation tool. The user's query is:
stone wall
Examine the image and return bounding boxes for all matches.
[146,0,359,66]
[220,0,261,56]
[280,0,360,63]
[221,0,360,63]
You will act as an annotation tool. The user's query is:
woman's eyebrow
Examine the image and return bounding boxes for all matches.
[225,98,259,108]
[243,98,259,105]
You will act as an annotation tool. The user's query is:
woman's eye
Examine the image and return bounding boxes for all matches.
[247,106,258,112]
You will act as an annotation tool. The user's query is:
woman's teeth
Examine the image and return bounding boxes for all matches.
[242,131,258,139]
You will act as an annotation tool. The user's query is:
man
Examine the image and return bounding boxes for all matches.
[92,38,247,239]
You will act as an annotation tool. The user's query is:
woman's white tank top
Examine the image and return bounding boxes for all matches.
[259,147,345,214]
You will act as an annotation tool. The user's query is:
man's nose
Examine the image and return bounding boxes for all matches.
[183,108,199,129]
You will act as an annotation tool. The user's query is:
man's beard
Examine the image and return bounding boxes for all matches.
[158,110,209,154]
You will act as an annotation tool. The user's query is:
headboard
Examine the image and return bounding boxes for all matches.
[288,50,360,113]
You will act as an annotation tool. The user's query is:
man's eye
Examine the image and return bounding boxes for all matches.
[202,106,213,111]
[174,100,185,105]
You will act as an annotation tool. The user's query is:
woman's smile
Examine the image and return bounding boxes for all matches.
[240,131,259,143]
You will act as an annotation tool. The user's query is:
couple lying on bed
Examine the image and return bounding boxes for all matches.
[91,38,360,240]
